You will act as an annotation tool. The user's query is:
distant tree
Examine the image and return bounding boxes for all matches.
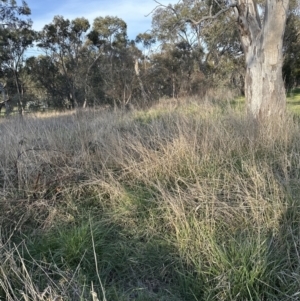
[0,0,30,34]
[25,55,70,109]
[38,16,90,108]
[0,0,33,114]
[88,16,139,108]
[135,33,157,103]
[2,23,35,114]
[283,3,300,90]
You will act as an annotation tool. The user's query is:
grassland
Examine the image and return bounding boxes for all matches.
[1,95,300,300]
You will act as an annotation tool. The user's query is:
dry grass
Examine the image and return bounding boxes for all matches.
[1,97,300,300]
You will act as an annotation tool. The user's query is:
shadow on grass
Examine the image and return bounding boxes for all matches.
[4,192,196,301]
[3,185,299,300]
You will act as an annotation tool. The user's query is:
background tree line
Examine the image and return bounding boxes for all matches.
[0,0,299,113]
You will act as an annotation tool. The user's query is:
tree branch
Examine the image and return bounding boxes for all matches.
[148,0,237,29]
[145,0,182,17]
[186,2,237,26]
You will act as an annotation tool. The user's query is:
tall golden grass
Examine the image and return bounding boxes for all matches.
[1,97,300,300]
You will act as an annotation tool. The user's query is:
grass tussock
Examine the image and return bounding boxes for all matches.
[1,97,300,300]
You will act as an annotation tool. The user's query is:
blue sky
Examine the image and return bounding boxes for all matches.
[26,0,176,38]
[24,0,178,56]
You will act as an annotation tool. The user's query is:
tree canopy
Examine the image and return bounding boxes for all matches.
[0,0,299,115]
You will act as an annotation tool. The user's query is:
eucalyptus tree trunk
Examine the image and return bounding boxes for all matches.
[134,59,149,105]
[0,83,10,116]
[83,53,101,108]
[13,70,24,115]
[236,0,289,119]
[0,85,5,115]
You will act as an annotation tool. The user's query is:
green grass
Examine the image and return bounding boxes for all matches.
[226,88,300,115]
[1,95,300,300]
[287,88,300,114]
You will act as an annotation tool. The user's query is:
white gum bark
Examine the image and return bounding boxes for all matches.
[236,0,289,119]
